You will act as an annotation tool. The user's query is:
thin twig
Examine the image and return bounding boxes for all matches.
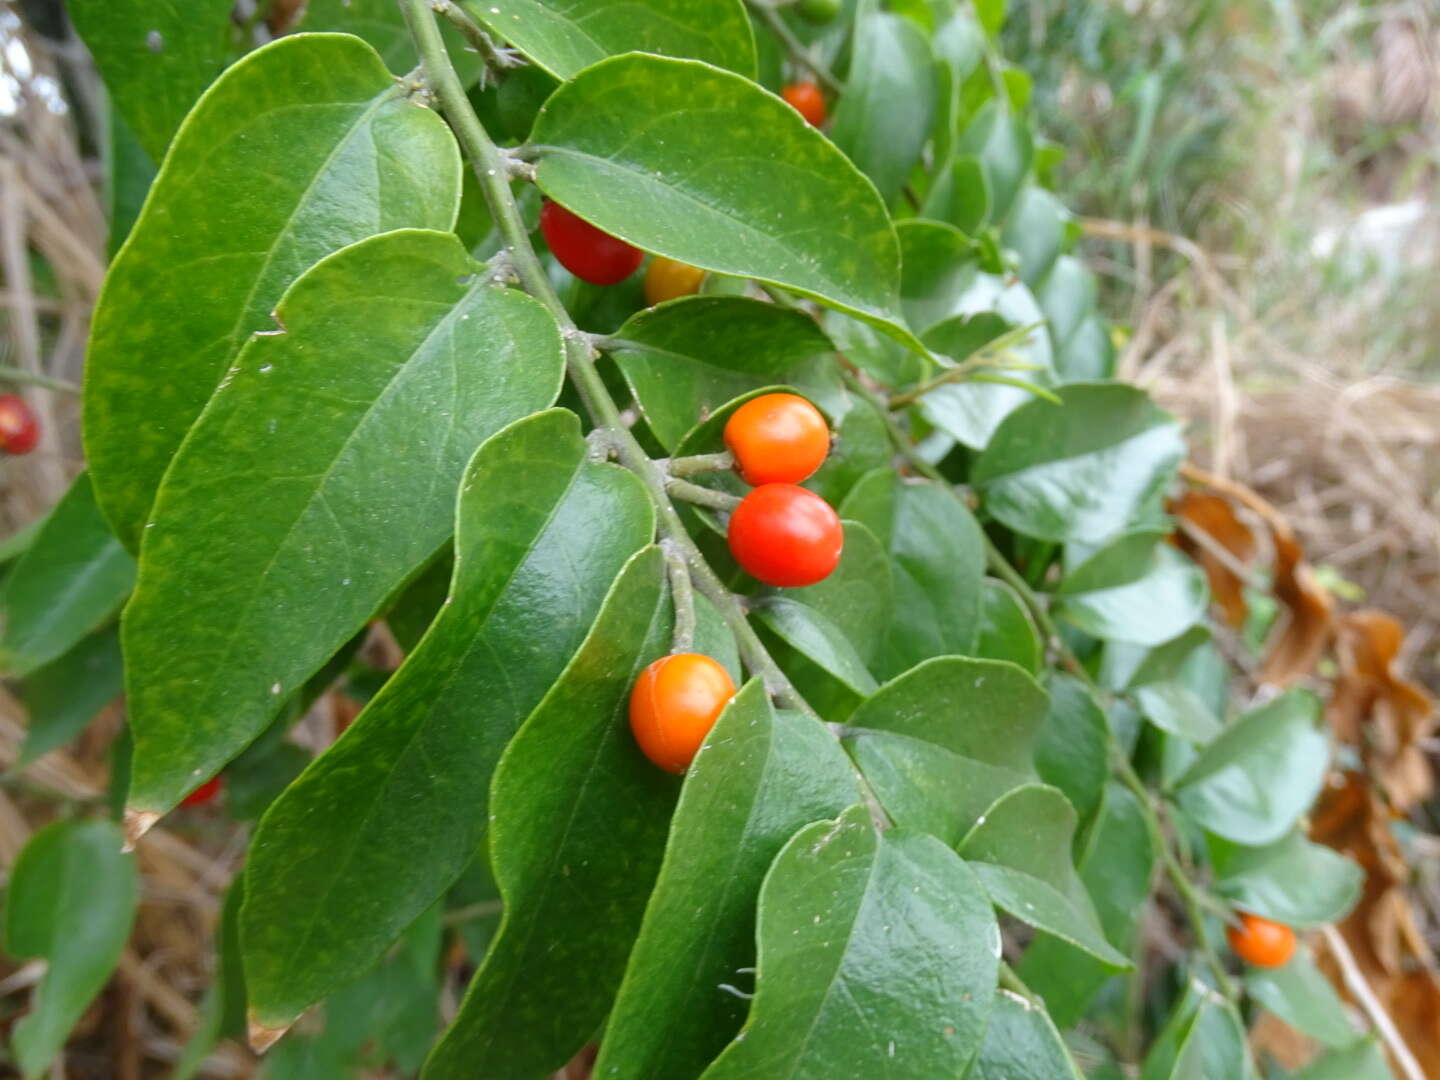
[665,451,734,479]
[666,478,741,512]
[744,1,844,94]
[0,364,79,394]
[662,540,697,654]
[1320,925,1426,1080]
[429,0,522,83]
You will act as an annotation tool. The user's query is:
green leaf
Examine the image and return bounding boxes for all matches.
[973,383,1185,542]
[1211,829,1363,928]
[462,0,756,80]
[839,470,985,677]
[1035,674,1109,827]
[897,219,977,335]
[67,0,232,160]
[957,101,1032,224]
[924,155,990,236]
[104,104,155,258]
[976,579,1042,673]
[848,656,1049,771]
[1292,1039,1396,1080]
[84,34,463,550]
[610,296,843,451]
[829,9,936,205]
[5,820,139,1078]
[968,990,1084,1080]
[296,0,482,81]
[1174,691,1329,846]
[530,54,916,348]
[123,230,564,818]
[959,785,1129,967]
[805,396,893,507]
[785,521,893,668]
[823,309,928,388]
[1169,1000,1252,1080]
[175,877,248,1080]
[1246,949,1357,1048]
[0,473,133,678]
[18,626,123,767]
[1107,627,1224,742]
[754,596,879,699]
[596,683,860,1078]
[1056,538,1208,647]
[974,0,1006,37]
[1055,314,1116,382]
[1017,782,1156,1025]
[702,805,999,1079]
[421,547,676,1079]
[1037,255,1096,350]
[242,409,650,1029]
[1001,186,1069,285]
[931,13,985,169]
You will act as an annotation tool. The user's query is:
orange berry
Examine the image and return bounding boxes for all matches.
[628,653,736,773]
[723,393,830,486]
[781,82,827,127]
[1227,912,1295,968]
[644,257,706,306]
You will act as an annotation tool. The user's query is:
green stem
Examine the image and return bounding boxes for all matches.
[663,541,697,654]
[667,478,741,512]
[401,0,818,726]
[666,451,734,478]
[0,366,79,394]
[885,323,1044,410]
[745,1,844,94]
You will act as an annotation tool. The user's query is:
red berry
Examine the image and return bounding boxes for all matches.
[0,395,39,455]
[723,393,830,486]
[539,200,644,286]
[181,775,223,807]
[1227,912,1295,968]
[781,82,827,127]
[629,653,736,773]
[728,483,843,587]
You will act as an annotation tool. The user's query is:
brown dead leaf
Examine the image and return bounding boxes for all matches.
[1170,490,1259,628]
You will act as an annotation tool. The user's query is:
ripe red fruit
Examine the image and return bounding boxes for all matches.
[629,653,737,773]
[1226,912,1295,968]
[539,200,644,286]
[723,393,830,486]
[181,775,223,807]
[0,395,40,455]
[728,483,843,587]
[781,82,827,127]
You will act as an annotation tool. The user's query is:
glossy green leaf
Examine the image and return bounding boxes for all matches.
[839,470,984,676]
[959,785,1129,967]
[829,9,936,204]
[1017,782,1156,1025]
[923,154,990,236]
[969,990,1084,1080]
[610,296,843,451]
[974,0,1005,36]
[0,472,134,677]
[596,682,860,1078]
[1056,539,1208,647]
[896,219,977,334]
[805,397,892,507]
[1034,674,1109,826]
[1292,1039,1395,1080]
[295,0,482,81]
[242,409,650,1029]
[462,0,756,80]
[1037,255,1096,349]
[822,309,928,387]
[1001,186,1069,285]
[67,0,232,160]
[973,383,1185,542]
[5,820,139,1079]
[1174,691,1329,846]
[84,34,463,550]
[754,596,879,699]
[1211,829,1363,928]
[1107,628,1224,742]
[1055,314,1116,382]
[123,230,564,818]
[785,521,893,667]
[976,579,1042,673]
[915,276,1054,450]
[18,626,123,767]
[1169,1000,1251,1080]
[957,101,1032,224]
[1246,949,1357,1048]
[931,12,985,169]
[530,54,915,347]
[422,547,676,1079]
[848,656,1049,771]
[702,805,999,1079]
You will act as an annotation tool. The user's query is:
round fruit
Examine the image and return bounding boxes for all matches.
[1227,912,1295,968]
[781,82,827,127]
[539,200,644,286]
[0,395,39,455]
[727,483,843,587]
[797,0,841,23]
[644,256,706,306]
[181,775,223,807]
[723,393,830,485]
[629,653,737,773]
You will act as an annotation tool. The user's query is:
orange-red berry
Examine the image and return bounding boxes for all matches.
[782,82,827,127]
[0,395,39,455]
[723,393,830,486]
[1227,912,1295,968]
[181,775,223,807]
[539,200,644,286]
[629,653,737,772]
[727,483,843,588]
[644,257,706,306]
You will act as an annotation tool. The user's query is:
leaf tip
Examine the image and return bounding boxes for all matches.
[247,1013,292,1054]
[121,809,159,851]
